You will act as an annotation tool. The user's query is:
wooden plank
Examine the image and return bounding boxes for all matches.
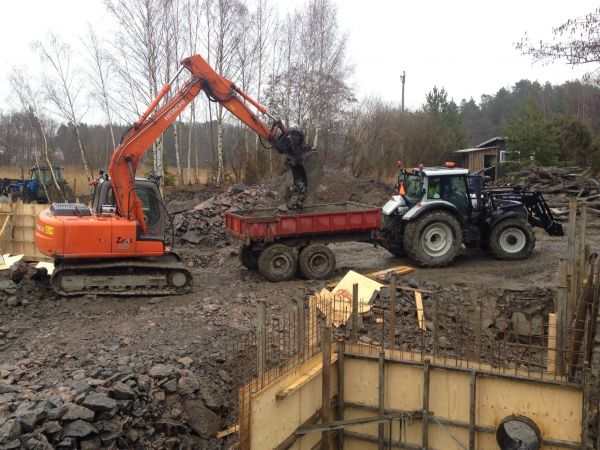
[547,313,557,375]
[276,353,338,400]
[332,270,383,307]
[415,292,425,331]
[249,351,336,450]
[216,424,239,439]
[326,265,415,288]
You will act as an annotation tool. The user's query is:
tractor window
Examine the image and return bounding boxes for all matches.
[441,175,470,214]
[105,188,116,206]
[403,174,423,202]
[35,169,54,187]
[427,177,442,199]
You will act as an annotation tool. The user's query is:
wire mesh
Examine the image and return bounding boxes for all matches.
[224,267,599,449]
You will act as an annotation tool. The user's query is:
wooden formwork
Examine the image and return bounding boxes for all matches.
[0,200,50,262]
[240,342,584,450]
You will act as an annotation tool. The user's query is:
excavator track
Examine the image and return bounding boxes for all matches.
[51,253,192,297]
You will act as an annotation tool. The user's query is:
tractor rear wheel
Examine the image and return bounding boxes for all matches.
[403,210,462,267]
[239,245,261,270]
[488,218,535,260]
[298,244,336,280]
[258,244,297,282]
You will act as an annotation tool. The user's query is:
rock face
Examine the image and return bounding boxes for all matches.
[183,399,221,439]
[0,361,226,449]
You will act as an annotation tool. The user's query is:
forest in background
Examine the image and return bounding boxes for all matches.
[0,1,598,185]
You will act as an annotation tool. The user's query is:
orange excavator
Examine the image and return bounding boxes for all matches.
[34,54,323,296]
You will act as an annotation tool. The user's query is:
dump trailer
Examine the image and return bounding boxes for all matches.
[225,202,381,281]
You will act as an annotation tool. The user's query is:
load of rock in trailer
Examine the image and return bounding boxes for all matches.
[169,184,277,246]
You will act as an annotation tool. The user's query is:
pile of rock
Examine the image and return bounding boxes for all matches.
[170,183,277,246]
[0,266,48,313]
[0,360,224,450]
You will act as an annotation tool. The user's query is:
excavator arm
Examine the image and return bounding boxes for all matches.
[109,54,322,234]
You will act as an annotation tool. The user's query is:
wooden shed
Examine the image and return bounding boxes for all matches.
[454,137,507,180]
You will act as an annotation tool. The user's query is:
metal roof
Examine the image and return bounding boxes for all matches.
[476,136,507,148]
[454,146,497,154]
[422,167,469,176]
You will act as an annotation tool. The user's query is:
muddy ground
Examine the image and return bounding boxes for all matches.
[1,170,599,449]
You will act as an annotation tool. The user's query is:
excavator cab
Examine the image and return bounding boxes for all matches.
[91,176,165,240]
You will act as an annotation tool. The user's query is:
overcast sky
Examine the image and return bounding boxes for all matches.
[0,0,596,120]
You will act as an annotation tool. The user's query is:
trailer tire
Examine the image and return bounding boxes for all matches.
[403,210,462,267]
[239,245,261,270]
[258,244,297,282]
[488,218,535,260]
[299,244,336,280]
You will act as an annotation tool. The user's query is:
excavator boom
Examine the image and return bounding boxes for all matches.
[35,54,322,296]
[111,55,322,233]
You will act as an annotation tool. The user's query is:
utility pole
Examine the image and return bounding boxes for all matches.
[400,71,406,113]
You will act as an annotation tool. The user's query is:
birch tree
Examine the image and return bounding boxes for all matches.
[183,0,202,183]
[9,69,63,201]
[106,0,166,181]
[206,0,247,184]
[33,34,94,184]
[83,24,117,166]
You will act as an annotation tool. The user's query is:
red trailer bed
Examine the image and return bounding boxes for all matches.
[224,202,382,282]
[225,202,381,244]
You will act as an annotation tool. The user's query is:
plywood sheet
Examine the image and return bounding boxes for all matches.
[316,288,370,328]
[477,376,581,443]
[332,270,382,305]
[249,349,338,450]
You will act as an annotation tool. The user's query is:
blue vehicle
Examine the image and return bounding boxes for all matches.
[0,165,73,203]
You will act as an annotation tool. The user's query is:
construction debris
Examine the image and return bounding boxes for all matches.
[510,166,600,214]
[171,185,277,245]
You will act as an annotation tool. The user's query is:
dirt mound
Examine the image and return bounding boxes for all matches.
[264,168,391,206]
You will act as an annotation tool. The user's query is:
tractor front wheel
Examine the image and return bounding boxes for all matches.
[488,218,535,260]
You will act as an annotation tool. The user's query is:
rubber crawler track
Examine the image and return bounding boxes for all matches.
[51,254,193,297]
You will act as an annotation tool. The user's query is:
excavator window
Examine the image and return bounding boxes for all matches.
[133,186,163,239]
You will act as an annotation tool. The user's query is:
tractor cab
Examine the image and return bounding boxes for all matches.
[390,163,474,222]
